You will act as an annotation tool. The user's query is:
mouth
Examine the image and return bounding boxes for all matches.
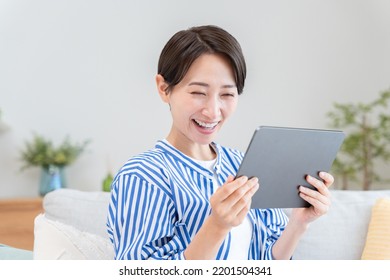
[193,119,219,130]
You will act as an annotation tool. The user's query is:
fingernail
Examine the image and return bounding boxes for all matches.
[240,176,248,182]
[250,177,259,183]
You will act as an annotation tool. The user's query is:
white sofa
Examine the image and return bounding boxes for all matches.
[33,188,390,260]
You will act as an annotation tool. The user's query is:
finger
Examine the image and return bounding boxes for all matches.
[209,175,250,215]
[225,175,235,184]
[215,175,248,201]
[299,185,330,204]
[212,180,259,227]
[229,181,259,214]
[233,202,253,227]
[224,177,258,205]
[319,171,334,188]
[299,190,330,215]
[211,176,258,220]
[306,175,330,197]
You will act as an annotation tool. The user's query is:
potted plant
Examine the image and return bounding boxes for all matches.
[20,134,89,196]
[327,89,390,190]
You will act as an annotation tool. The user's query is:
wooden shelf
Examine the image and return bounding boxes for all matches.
[0,197,43,250]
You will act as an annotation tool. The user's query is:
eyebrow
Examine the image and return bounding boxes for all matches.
[188,82,236,89]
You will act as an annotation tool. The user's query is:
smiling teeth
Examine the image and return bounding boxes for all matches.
[194,120,218,128]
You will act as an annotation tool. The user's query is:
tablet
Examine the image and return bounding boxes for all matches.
[236,126,345,209]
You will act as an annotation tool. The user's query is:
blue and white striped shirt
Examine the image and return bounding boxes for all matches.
[106,140,288,260]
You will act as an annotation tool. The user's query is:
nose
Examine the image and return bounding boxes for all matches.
[202,96,221,120]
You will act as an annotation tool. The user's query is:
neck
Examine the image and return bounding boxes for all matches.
[165,135,216,161]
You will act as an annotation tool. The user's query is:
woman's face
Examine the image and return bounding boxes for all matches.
[157,53,239,158]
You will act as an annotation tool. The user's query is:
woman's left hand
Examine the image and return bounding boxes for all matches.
[291,171,334,225]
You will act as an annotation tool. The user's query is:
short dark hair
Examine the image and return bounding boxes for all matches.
[157,25,247,94]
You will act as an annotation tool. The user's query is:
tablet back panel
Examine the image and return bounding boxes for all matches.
[236,126,345,209]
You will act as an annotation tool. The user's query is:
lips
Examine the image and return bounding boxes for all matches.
[193,119,219,130]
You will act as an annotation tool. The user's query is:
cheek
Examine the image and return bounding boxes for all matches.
[170,100,194,120]
[222,99,238,117]
[178,99,203,116]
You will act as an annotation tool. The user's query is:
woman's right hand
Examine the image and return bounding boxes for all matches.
[184,175,259,259]
[209,175,259,231]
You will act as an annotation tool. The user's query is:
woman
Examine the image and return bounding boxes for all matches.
[106,25,333,260]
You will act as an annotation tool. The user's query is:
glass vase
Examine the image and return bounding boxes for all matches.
[39,165,66,196]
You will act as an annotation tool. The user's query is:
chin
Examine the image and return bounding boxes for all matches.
[194,134,217,145]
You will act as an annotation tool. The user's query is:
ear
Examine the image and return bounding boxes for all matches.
[155,74,170,104]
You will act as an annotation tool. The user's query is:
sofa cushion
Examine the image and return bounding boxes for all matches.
[38,188,390,260]
[33,214,114,260]
[288,190,390,260]
[361,197,390,260]
[43,188,110,238]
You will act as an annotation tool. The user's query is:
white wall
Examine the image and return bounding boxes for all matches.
[1,0,390,198]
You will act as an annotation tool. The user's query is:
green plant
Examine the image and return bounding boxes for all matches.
[21,134,89,170]
[102,172,113,192]
[327,89,390,190]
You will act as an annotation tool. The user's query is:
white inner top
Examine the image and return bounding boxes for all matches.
[193,157,252,260]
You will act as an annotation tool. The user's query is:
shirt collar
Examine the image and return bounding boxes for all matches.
[156,139,223,179]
